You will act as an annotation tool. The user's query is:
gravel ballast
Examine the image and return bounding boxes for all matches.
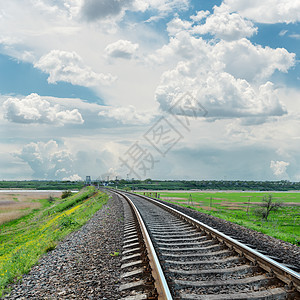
[157,200,300,271]
[4,193,124,299]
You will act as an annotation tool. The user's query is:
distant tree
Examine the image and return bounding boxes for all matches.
[254,194,282,221]
[61,190,72,199]
[48,195,55,203]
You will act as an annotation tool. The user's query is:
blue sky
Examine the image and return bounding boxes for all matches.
[0,0,300,181]
[0,54,102,102]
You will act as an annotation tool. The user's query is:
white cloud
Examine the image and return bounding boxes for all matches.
[62,174,83,181]
[150,21,295,83]
[142,0,190,16]
[152,26,294,122]
[279,30,288,36]
[167,16,192,36]
[224,0,300,24]
[190,10,210,22]
[2,88,300,181]
[214,38,295,82]
[289,33,300,39]
[270,160,290,176]
[3,93,84,125]
[156,66,287,120]
[192,5,257,41]
[4,133,126,180]
[149,31,210,64]
[34,50,116,87]
[105,39,139,59]
[15,140,76,179]
[98,105,153,125]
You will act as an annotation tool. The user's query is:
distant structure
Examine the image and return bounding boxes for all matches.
[85,176,91,186]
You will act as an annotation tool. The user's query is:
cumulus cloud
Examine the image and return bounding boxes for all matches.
[98,105,153,125]
[15,140,77,180]
[214,38,295,82]
[151,24,295,81]
[152,17,295,122]
[190,10,210,22]
[62,174,82,181]
[165,5,257,41]
[270,160,290,176]
[224,0,300,24]
[3,93,84,125]
[156,66,287,119]
[34,50,116,87]
[149,31,210,65]
[167,16,192,36]
[105,39,139,59]
[192,5,257,41]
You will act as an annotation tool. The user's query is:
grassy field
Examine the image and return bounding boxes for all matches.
[0,187,108,297]
[0,191,63,225]
[139,191,300,246]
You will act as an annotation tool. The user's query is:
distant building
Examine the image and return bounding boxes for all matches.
[85,176,91,185]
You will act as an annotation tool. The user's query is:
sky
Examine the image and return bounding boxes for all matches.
[0,0,300,182]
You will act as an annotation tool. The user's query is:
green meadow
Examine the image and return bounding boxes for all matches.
[142,191,300,246]
[0,187,108,297]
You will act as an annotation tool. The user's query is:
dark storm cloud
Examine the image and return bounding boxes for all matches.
[81,0,133,21]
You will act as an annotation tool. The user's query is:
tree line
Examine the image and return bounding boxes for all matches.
[109,179,300,191]
[1,179,299,191]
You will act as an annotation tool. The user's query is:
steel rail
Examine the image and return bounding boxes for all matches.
[111,189,173,300]
[121,189,300,294]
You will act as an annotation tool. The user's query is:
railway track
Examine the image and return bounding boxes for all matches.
[109,189,300,300]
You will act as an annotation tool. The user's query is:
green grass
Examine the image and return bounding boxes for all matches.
[157,191,300,204]
[0,186,108,297]
[140,191,300,246]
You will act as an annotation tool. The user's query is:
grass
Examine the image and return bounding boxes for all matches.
[0,211,28,225]
[140,191,300,246]
[0,191,62,225]
[0,186,108,297]
[157,191,300,204]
